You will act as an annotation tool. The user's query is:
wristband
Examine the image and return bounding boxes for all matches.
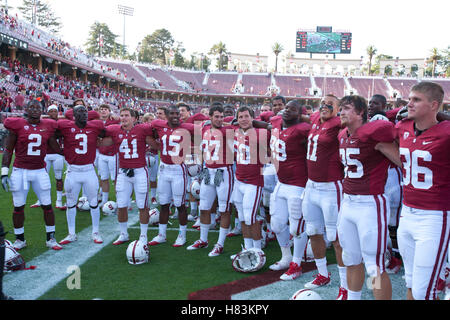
[1,167,9,176]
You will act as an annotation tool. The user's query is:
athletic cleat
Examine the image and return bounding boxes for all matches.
[192,218,201,229]
[112,233,129,245]
[59,234,77,245]
[386,256,403,274]
[304,273,331,289]
[170,210,179,220]
[30,201,41,208]
[187,214,197,222]
[269,259,292,271]
[12,239,27,251]
[208,243,224,257]
[92,232,103,244]
[172,234,186,247]
[226,226,242,237]
[148,234,167,246]
[266,231,276,242]
[336,287,348,300]
[151,197,158,205]
[46,238,63,250]
[55,201,67,210]
[280,262,302,281]
[187,239,208,250]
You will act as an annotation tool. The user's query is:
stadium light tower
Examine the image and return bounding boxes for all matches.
[118,4,134,57]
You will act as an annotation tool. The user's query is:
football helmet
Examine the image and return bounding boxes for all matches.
[370,113,389,122]
[3,242,26,272]
[77,197,90,211]
[149,208,160,225]
[290,289,322,300]
[232,248,266,273]
[396,106,408,121]
[187,164,202,177]
[102,201,118,215]
[126,240,149,265]
[189,179,201,200]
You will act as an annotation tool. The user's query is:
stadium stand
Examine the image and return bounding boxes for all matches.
[274,74,312,97]
[347,76,390,99]
[314,76,347,97]
[241,73,272,95]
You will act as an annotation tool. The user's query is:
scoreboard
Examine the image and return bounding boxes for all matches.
[296,30,352,54]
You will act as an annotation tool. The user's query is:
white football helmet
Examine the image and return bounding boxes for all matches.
[232,248,266,273]
[77,197,90,211]
[189,179,201,200]
[3,242,26,272]
[149,208,160,225]
[290,289,322,300]
[126,240,149,265]
[102,201,118,216]
[187,164,202,177]
[370,113,389,122]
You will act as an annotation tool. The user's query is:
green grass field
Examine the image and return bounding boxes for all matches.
[1,163,337,300]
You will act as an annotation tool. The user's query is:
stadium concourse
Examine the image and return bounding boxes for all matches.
[0,9,450,302]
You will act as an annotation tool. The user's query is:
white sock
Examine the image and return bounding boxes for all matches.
[119,222,128,235]
[293,232,308,263]
[90,207,100,234]
[253,239,262,249]
[338,266,348,289]
[276,228,291,247]
[179,224,187,238]
[244,238,253,249]
[14,227,25,235]
[150,188,156,198]
[190,201,198,216]
[210,213,216,226]
[217,227,228,246]
[67,207,77,235]
[45,225,55,233]
[102,192,109,204]
[281,245,293,262]
[347,289,362,300]
[234,218,241,229]
[140,223,148,237]
[159,223,167,238]
[56,191,63,202]
[315,257,329,277]
[200,224,209,242]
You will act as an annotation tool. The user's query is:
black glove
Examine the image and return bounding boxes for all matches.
[122,168,135,178]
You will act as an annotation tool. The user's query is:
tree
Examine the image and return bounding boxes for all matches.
[427,47,442,77]
[18,0,62,34]
[209,42,229,71]
[85,22,124,58]
[373,53,393,75]
[366,45,377,76]
[272,42,284,73]
[139,29,175,65]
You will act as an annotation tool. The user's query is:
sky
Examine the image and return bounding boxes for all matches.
[4,0,450,67]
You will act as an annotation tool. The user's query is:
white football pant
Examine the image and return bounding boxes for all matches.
[157,163,187,207]
[10,167,52,207]
[45,153,64,180]
[116,167,149,209]
[232,179,263,225]
[199,166,234,213]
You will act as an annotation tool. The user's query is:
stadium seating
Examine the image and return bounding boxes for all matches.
[274,75,312,97]
[314,76,347,97]
[204,73,239,94]
[241,74,272,95]
[348,77,390,99]
[387,78,419,99]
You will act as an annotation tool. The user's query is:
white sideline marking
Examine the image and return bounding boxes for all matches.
[3,211,142,300]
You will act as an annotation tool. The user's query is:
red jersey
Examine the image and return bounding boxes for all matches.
[396,119,450,211]
[307,115,344,182]
[150,119,195,165]
[4,118,57,170]
[105,123,154,169]
[339,120,395,195]
[57,120,104,165]
[99,118,120,156]
[184,113,209,124]
[234,127,270,187]
[224,116,235,123]
[385,107,401,123]
[201,125,235,168]
[258,111,275,122]
[270,120,310,188]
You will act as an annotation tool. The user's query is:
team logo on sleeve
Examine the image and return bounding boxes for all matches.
[403,132,409,140]
[24,126,29,130]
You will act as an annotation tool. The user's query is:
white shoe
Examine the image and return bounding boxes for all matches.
[55,201,67,210]
[226,226,242,237]
[187,239,208,250]
[112,233,129,245]
[139,235,148,244]
[192,218,201,229]
[269,259,292,271]
[172,233,186,247]
[187,214,197,222]
[30,200,41,208]
[46,238,63,250]
[13,239,27,250]
[208,243,224,257]
[59,234,77,245]
[149,234,167,246]
[171,209,179,220]
[92,232,103,244]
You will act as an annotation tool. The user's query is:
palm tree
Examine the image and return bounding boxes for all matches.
[209,42,228,71]
[427,47,442,77]
[366,45,377,75]
[272,42,284,73]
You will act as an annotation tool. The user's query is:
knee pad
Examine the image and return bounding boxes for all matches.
[341,249,362,267]
[289,218,303,238]
[305,222,322,237]
[325,227,337,243]
[270,216,288,235]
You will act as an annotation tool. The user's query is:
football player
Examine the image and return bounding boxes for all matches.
[56,105,105,245]
[187,103,235,256]
[231,106,270,255]
[337,95,395,300]
[149,105,196,247]
[142,113,159,205]
[102,108,159,246]
[376,82,450,300]
[1,100,62,251]
[268,100,310,281]
[302,94,348,299]
[272,95,286,116]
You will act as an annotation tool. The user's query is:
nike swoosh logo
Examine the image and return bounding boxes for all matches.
[422,141,432,145]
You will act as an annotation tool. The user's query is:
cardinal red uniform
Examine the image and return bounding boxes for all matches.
[396,119,450,300]
[337,120,395,278]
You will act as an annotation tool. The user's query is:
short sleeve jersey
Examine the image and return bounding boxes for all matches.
[396,119,450,211]
[105,123,154,169]
[270,120,310,188]
[4,118,57,170]
[307,115,344,182]
[99,118,120,156]
[150,119,195,165]
[57,119,104,165]
[339,120,395,195]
